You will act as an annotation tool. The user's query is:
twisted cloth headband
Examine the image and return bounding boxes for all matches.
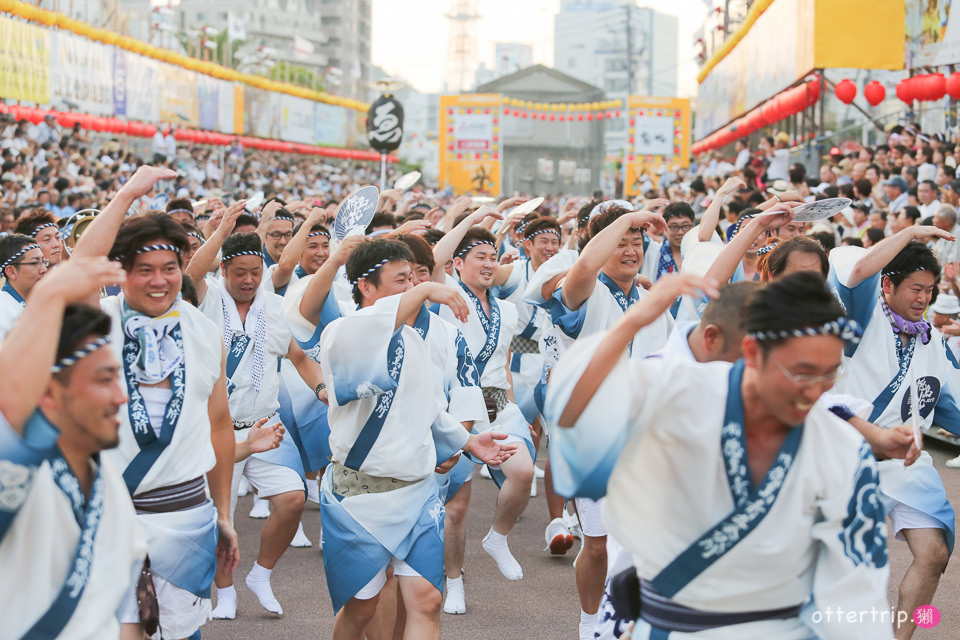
[221,250,263,262]
[746,317,862,345]
[51,336,112,374]
[455,240,496,260]
[30,222,58,237]
[0,243,40,271]
[351,258,389,287]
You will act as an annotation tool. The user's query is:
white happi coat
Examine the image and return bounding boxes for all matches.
[545,336,892,640]
[0,412,147,640]
[0,282,26,343]
[829,246,958,549]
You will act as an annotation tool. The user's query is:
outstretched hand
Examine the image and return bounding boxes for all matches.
[119,166,177,200]
[245,418,285,454]
[465,432,518,466]
[625,273,719,328]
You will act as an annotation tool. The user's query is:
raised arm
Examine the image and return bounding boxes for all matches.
[704,204,796,285]
[185,199,246,303]
[0,257,125,430]
[555,274,718,428]
[562,210,667,311]
[72,166,178,260]
[431,205,502,281]
[298,235,365,326]
[698,176,744,242]
[847,225,955,288]
[273,206,326,290]
[395,281,469,329]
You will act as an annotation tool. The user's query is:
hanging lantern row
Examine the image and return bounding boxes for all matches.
[503,108,622,121]
[0,103,393,161]
[896,73,960,104]
[692,76,821,155]
[833,79,887,106]
[500,97,623,112]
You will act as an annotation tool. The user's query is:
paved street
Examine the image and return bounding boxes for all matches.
[206,440,960,639]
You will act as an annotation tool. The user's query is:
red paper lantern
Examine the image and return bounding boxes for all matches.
[863,81,885,106]
[521,112,528,119]
[577,114,584,121]
[549,115,556,121]
[586,113,594,121]
[835,79,856,104]
[896,79,913,104]
[948,73,960,100]
[928,73,947,101]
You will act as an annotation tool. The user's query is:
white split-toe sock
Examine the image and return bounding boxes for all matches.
[248,494,270,519]
[211,585,237,620]
[289,521,312,547]
[443,574,466,614]
[482,528,523,580]
[245,562,283,615]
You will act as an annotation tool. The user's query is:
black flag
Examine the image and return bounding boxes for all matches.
[367,94,404,153]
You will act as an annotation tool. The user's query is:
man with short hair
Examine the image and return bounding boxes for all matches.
[916,179,941,218]
[0,233,48,341]
[73,166,239,640]
[547,272,894,640]
[14,208,63,267]
[165,198,195,226]
[885,175,910,213]
[260,207,295,267]
[831,227,959,639]
[0,257,151,638]
[286,237,514,639]
[761,133,790,181]
[932,204,960,265]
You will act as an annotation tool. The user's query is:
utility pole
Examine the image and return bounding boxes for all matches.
[625,3,634,95]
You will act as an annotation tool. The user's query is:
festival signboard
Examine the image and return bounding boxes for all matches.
[438,93,502,196]
[158,63,199,126]
[0,17,50,104]
[624,96,691,198]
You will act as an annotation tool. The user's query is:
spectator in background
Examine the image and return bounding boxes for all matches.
[884,175,910,212]
[734,138,751,171]
[864,226,886,248]
[918,179,942,218]
[760,133,790,182]
[32,114,60,146]
[932,204,960,265]
[918,146,938,182]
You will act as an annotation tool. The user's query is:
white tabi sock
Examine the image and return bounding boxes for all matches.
[306,479,320,504]
[245,562,283,615]
[289,521,313,548]
[443,575,466,615]
[482,528,523,580]
[579,609,597,640]
[211,585,237,620]
[248,494,270,519]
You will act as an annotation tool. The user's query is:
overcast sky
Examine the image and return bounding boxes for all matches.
[371,0,707,97]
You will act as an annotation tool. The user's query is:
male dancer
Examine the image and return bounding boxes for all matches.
[0,256,148,638]
[0,234,47,341]
[547,273,893,639]
[74,166,239,640]
[14,208,63,267]
[830,225,959,639]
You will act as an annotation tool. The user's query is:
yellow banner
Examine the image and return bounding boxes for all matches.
[158,63,199,126]
[438,94,502,196]
[623,97,691,197]
[233,83,244,135]
[0,17,50,103]
[814,0,904,70]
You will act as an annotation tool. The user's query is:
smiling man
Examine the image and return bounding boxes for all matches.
[546,272,893,640]
[72,166,238,640]
[830,225,960,639]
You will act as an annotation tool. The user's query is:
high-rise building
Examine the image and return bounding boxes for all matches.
[553,0,678,153]
[554,0,677,97]
[118,0,372,102]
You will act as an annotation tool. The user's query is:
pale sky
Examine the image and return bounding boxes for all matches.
[371,0,707,97]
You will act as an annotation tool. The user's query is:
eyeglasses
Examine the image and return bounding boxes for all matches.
[11,258,49,269]
[266,231,293,240]
[667,224,694,233]
[773,357,845,388]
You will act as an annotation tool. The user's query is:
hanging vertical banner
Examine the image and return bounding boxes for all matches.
[125,54,160,123]
[232,83,244,136]
[216,80,235,134]
[112,48,127,116]
[0,17,50,104]
[282,95,316,144]
[50,31,113,114]
[438,94,502,196]
[315,102,348,146]
[623,97,691,198]
[158,63,199,126]
[197,75,219,131]
[245,87,282,138]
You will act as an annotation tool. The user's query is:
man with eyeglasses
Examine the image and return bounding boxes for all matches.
[830,227,959,640]
[0,233,49,341]
[258,200,295,268]
[546,272,893,640]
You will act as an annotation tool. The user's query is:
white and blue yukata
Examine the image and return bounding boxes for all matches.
[287,292,476,612]
[201,281,306,517]
[829,247,958,552]
[0,281,26,343]
[438,279,537,485]
[100,296,223,638]
[545,338,893,640]
[0,410,147,639]
[493,258,552,424]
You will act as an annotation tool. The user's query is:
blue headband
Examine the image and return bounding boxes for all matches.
[351,258,389,287]
[525,228,561,242]
[30,222,58,237]
[307,230,331,239]
[747,317,862,345]
[135,244,181,255]
[51,335,112,374]
[166,208,193,217]
[221,250,264,262]
[1,243,40,271]
[456,240,496,260]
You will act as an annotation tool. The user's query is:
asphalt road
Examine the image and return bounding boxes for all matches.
[204,440,960,639]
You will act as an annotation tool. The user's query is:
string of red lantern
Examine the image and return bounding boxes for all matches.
[503,109,622,122]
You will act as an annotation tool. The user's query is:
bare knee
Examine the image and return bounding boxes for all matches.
[914,537,950,575]
[270,490,305,516]
[343,593,381,624]
[403,582,441,618]
[582,536,607,562]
